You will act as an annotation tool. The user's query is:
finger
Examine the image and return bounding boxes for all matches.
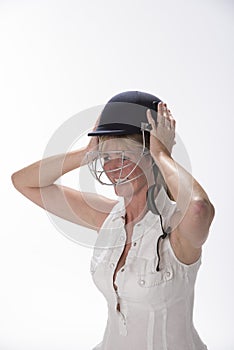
[165,119,171,129]
[146,109,157,129]
[168,109,176,129]
[162,103,168,115]
[163,103,171,121]
[157,102,165,126]
[167,114,173,129]
[163,105,175,129]
[170,118,176,129]
[162,102,171,127]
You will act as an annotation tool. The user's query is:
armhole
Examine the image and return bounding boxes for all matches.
[164,235,202,269]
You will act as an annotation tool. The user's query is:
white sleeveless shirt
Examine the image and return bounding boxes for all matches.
[90,186,208,350]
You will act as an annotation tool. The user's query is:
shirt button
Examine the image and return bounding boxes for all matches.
[133,242,137,246]
[139,279,145,285]
[121,268,125,272]
[110,263,115,268]
[166,271,172,279]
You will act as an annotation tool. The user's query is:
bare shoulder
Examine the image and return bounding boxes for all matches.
[169,227,202,266]
[77,191,119,231]
[93,196,119,231]
[13,182,118,233]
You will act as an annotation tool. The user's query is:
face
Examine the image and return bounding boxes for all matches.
[99,137,153,197]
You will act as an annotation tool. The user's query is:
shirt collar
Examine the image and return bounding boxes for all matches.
[111,185,179,227]
[154,185,179,219]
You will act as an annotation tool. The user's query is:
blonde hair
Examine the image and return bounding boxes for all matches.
[98,133,150,150]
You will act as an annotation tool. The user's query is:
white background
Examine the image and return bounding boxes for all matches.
[1,0,234,349]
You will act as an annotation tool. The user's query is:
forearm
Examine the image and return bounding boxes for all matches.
[153,147,212,210]
[11,147,88,188]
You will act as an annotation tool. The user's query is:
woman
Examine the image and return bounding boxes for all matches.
[11,91,215,349]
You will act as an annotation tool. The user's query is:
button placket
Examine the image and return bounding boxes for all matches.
[116,298,128,336]
[110,228,127,297]
[130,222,142,256]
[118,312,127,336]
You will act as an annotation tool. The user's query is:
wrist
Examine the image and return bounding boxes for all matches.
[151,145,171,163]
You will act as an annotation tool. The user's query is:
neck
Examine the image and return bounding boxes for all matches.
[123,179,158,227]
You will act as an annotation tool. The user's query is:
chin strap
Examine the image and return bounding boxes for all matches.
[155,217,170,272]
[146,184,171,272]
[146,100,170,271]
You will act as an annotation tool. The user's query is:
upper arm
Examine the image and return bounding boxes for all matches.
[170,199,215,249]
[12,182,118,231]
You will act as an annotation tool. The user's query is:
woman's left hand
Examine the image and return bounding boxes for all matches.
[146,102,176,156]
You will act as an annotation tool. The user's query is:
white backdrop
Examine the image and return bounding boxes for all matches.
[1,0,234,349]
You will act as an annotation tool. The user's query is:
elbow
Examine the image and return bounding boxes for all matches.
[191,198,215,224]
[11,172,18,188]
[208,201,215,222]
[11,171,22,189]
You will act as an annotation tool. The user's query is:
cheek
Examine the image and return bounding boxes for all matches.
[103,160,147,177]
[103,160,120,171]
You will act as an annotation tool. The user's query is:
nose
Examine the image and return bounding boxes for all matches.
[104,158,123,172]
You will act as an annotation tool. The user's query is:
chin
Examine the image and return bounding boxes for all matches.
[114,182,134,198]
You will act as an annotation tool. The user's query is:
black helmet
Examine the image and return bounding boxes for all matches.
[88,90,162,136]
